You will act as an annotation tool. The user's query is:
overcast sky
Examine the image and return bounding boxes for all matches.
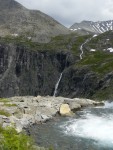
[16,0,113,27]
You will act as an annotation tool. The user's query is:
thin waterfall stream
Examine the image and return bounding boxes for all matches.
[53,73,63,97]
[80,34,97,59]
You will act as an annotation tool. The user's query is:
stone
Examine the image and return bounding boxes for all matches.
[0,96,104,131]
[41,115,50,122]
[59,104,72,116]
[64,99,81,111]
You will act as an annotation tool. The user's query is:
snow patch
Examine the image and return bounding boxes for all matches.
[27,37,31,40]
[93,34,97,37]
[90,49,96,52]
[11,33,18,37]
[107,48,113,52]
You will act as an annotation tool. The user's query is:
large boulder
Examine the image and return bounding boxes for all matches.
[59,104,73,116]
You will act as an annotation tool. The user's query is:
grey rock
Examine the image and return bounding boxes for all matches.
[0,43,74,98]
[41,115,50,121]
[64,99,81,110]
[0,96,104,132]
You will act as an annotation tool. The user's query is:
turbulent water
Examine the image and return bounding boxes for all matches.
[28,101,113,150]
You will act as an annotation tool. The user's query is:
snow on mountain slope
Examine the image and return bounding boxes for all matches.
[70,20,113,34]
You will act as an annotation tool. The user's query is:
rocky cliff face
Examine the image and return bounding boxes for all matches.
[1,31,113,100]
[0,42,75,97]
[58,66,113,100]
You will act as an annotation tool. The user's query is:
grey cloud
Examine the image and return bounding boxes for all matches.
[16,0,113,27]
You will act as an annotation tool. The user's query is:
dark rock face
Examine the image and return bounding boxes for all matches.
[0,38,113,99]
[0,43,75,97]
[57,67,100,98]
[57,66,113,100]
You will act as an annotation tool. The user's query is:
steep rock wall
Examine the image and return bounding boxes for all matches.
[0,43,75,97]
[0,42,113,100]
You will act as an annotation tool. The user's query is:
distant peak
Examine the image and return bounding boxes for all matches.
[0,0,23,9]
[70,19,113,34]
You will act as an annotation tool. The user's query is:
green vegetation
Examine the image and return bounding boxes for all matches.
[0,34,91,54]
[77,50,113,75]
[0,125,35,150]
[0,110,10,117]
[76,31,113,76]
[71,35,91,57]
[0,125,54,150]
[92,85,113,100]
[3,103,17,107]
[0,98,10,103]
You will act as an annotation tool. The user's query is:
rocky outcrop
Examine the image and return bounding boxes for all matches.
[58,66,100,98]
[0,96,104,132]
[57,66,113,100]
[0,43,75,97]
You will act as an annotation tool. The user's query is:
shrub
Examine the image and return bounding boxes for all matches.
[0,126,35,150]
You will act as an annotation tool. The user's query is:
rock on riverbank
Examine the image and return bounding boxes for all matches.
[0,96,104,132]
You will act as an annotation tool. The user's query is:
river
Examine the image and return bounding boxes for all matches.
[28,101,113,150]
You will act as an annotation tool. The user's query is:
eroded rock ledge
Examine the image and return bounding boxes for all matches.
[0,96,104,132]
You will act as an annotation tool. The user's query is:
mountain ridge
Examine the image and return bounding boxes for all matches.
[70,20,113,34]
[0,0,70,43]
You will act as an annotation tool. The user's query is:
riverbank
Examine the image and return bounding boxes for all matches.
[0,96,104,132]
[27,101,113,150]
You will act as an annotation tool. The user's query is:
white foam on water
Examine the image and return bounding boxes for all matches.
[104,101,113,108]
[60,103,113,147]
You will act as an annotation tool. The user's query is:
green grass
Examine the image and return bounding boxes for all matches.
[0,125,54,150]
[0,98,10,103]
[77,50,113,75]
[0,125,35,150]
[0,110,10,117]
[0,34,90,55]
[3,103,17,107]
[92,85,113,100]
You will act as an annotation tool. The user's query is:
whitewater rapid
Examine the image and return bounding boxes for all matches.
[27,101,113,150]
[60,101,113,148]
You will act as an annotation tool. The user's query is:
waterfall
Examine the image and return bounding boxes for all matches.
[80,34,97,60]
[53,73,63,97]
[80,38,90,59]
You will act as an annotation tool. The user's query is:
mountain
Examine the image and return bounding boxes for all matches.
[1,0,113,100]
[70,20,113,34]
[0,30,113,100]
[0,0,69,43]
